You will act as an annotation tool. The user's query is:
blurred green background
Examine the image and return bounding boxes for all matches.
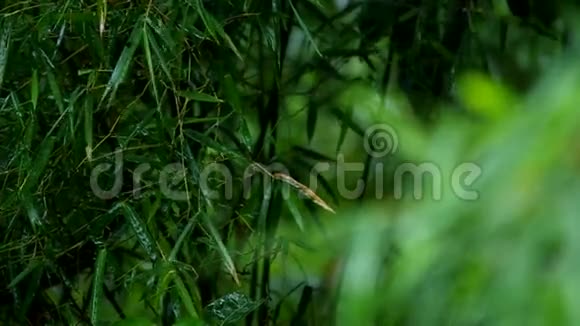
[1,0,580,325]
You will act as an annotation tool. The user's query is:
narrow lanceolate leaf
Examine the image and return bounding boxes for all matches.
[144,18,173,83]
[272,172,336,213]
[289,0,323,58]
[205,292,260,324]
[201,208,240,285]
[116,203,160,261]
[21,134,57,194]
[330,107,365,136]
[206,14,243,61]
[222,74,242,112]
[100,19,143,108]
[251,163,336,213]
[97,0,107,37]
[169,212,199,261]
[285,194,305,231]
[189,0,242,60]
[142,23,159,107]
[65,87,84,140]
[21,194,43,233]
[8,260,43,289]
[22,115,36,154]
[90,247,107,326]
[0,19,11,90]
[184,130,246,161]
[155,262,175,313]
[10,91,24,127]
[46,70,64,113]
[189,0,218,40]
[177,90,224,103]
[30,70,39,111]
[173,274,200,318]
[19,263,43,321]
[84,96,94,161]
[238,117,253,153]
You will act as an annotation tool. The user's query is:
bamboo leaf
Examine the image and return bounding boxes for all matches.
[201,207,240,285]
[222,74,242,112]
[100,19,143,108]
[142,23,160,107]
[289,0,323,58]
[90,247,108,326]
[285,194,305,232]
[84,95,94,160]
[177,90,224,103]
[115,202,160,262]
[0,19,11,90]
[46,70,64,113]
[8,260,43,289]
[30,69,39,111]
[169,212,199,262]
[173,274,200,318]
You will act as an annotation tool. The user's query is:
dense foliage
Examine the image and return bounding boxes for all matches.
[1,0,579,325]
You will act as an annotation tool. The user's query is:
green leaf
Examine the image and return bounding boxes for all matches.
[21,133,57,195]
[222,74,242,112]
[188,0,242,60]
[289,0,323,58]
[18,263,43,321]
[84,95,94,160]
[285,194,305,232]
[201,206,240,285]
[142,22,160,107]
[205,291,261,324]
[184,129,247,161]
[0,18,11,90]
[30,69,39,111]
[46,70,64,113]
[173,273,200,318]
[169,212,199,262]
[100,18,143,108]
[145,17,174,83]
[8,260,43,289]
[177,90,224,103]
[114,202,160,261]
[90,247,108,326]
